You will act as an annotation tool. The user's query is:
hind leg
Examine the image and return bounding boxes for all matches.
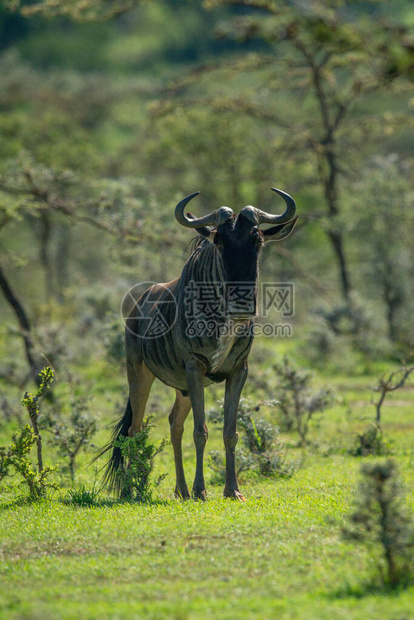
[127,360,155,436]
[169,390,192,499]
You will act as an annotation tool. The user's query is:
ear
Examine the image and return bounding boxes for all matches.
[262,216,298,242]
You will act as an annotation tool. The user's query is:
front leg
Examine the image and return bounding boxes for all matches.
[169,390,192,500]
[223,361,248,501]
[185,358,208,500]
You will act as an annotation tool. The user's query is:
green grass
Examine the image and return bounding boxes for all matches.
[1,461,414,619]
[1,344,414,619]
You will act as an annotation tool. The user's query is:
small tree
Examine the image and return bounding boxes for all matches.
[349,362,414,456]
[238,406,297,478]
[343,460,414,589]
[0,366,57,500]
[273,357,334,445]
[372,364,414,425]
[0,425,57,500]
[20,366,54,472]
[44,395,98,483]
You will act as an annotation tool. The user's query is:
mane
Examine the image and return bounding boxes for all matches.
[175,237,227,320]
[180,238,225,285]
[185,234,209,256]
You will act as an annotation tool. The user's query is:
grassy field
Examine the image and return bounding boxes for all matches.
[1,339,414,619]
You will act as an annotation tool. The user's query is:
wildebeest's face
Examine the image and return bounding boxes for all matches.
[214,215,263,282]
[174,188,298,318]
[213,215,263,317]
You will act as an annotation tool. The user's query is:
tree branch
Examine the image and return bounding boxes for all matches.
[0,183,142,242]
[0,262,40,382]
[373,366,414,424]
[211,0,281,15]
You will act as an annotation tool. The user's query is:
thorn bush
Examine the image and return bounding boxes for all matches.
[343,459,414,588]
[272,356,334,445]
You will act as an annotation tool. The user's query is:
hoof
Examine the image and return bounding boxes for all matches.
[224,489,246,502]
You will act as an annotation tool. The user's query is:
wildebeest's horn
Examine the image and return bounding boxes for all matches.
[175,192,233,229]
[240,188,297,226]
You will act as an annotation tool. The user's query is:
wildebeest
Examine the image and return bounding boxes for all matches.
[103,188,297,500]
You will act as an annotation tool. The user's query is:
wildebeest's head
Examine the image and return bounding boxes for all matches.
[175,188,297,318]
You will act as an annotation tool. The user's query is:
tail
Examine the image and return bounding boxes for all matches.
[95,398,133,496]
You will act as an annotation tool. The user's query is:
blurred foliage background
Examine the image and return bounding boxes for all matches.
[0,0,413,386]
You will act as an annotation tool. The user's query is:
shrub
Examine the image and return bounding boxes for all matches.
[348,423,391,457]
[207,398,300,481]
[272,356,334,445]
[21,366,54,472]
[348,363,413,456]
[0,366,57,501]
[113,416,168,503]
[43,392,98,483]
[343,460,414,588]
[0,425,57,500]
[208,449,254,486]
